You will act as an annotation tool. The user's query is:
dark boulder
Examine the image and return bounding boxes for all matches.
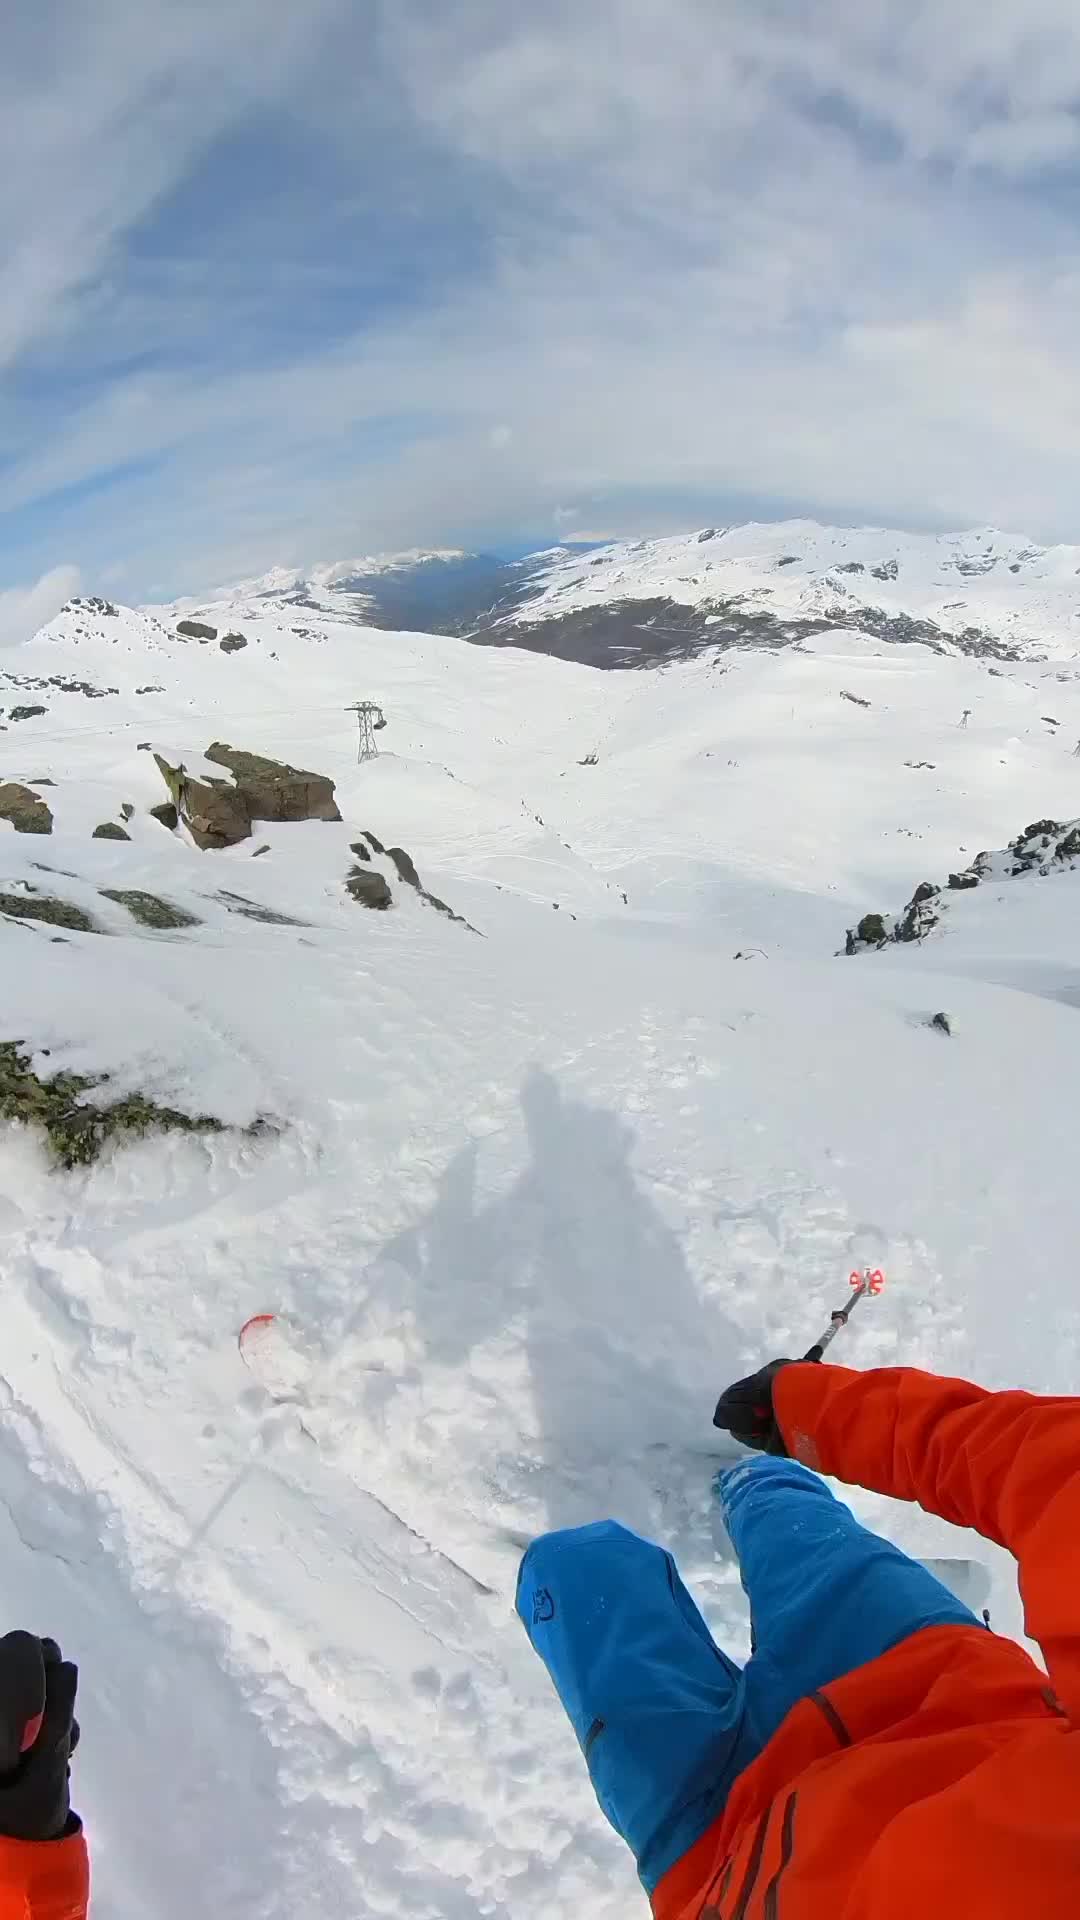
[346,867,393,910]
[388,847,422,890]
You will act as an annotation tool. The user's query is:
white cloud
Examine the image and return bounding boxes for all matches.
[5,1,1080,593]
[0,566,81,648]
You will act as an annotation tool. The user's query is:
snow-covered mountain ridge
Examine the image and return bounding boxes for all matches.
[1,548,1079,1918]
[174,518,1080,669]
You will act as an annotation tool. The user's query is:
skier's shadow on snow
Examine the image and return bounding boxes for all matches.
[378,1067,744,1553]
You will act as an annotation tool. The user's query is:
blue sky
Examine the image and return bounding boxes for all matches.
[3,0,1080,629]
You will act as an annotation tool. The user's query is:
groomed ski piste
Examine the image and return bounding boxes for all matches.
[1,543,1079,1916]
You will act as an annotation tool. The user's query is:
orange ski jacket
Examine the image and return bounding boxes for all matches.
[0,1828,88,1919]
[654,1361,1080,1919]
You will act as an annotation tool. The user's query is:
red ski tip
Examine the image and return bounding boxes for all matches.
[238,1313,277,1352]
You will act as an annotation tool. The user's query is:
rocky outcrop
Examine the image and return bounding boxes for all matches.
[384,841,479,933]
[846,816,1080,955]
[153,754,252,850]
[93,822,131,841]
[149,802,179,831]
[153,744,341,851]
[8,705,47,722]
[0,1040,224,1169]
[176,619,218,640]
[203,744,341,825]
[0,887,98,933]
[0,784,53,835]
[219,632,248,653]
[99,889,201,930]
[215,890,307,927]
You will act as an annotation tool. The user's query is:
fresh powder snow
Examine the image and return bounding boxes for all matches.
[1,533,1078,1916]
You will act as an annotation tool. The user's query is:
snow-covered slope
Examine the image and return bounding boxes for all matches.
[1,584,1079,1918]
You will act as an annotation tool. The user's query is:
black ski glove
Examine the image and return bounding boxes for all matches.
[0,1632,80,1841]
[713,1360,794,1456]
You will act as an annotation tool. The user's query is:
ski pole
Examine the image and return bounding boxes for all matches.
[803,1270,885,1362]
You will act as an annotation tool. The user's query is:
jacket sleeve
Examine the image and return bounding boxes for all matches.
[774,1360,1080,1718]
[0,1831,89,1919]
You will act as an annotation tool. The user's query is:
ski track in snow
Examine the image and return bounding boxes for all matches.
[1,583,1079,1914]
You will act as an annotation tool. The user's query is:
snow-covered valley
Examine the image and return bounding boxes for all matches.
[1,532,1079,1916]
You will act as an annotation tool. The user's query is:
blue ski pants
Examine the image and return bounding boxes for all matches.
[517,1456,977,1892]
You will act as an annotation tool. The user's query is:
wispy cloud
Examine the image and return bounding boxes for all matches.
[3,1,1080,598]
[0,566,80,648]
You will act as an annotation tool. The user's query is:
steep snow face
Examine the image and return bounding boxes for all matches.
[1,589,1079,1918]
[513,520,1080,659]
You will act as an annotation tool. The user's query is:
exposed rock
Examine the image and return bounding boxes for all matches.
[0,888,98,933]
[153,754,252,850]
[349,840,371,862]
[931,1012,952,1037]
[100,889,201,930]
[895,883,941,943]
[388,846,422,890]
[0,784,53,835]
[28,778,55,786]
[8,705,47,722]
[363,830,386,854]
[423,890,479,933]
[68,596,118,618]
[578,751,599,766]
[776,555,798,567]
[0,1040,224,1170]
[840,689,871,708]
[871,558,899,582]
[93,822,131,841]
[848,815,1080,955]
[149,802,179,831]
[383,843,480,932]
[120,803,135,822]
[203,743,341,825]
[176,619,218,640]
[856,913,888,946]
[252,844,271,858]
[835,561,865,574]
[219,632,248,654]
[215,890,307,927]
[345,867,393,910]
